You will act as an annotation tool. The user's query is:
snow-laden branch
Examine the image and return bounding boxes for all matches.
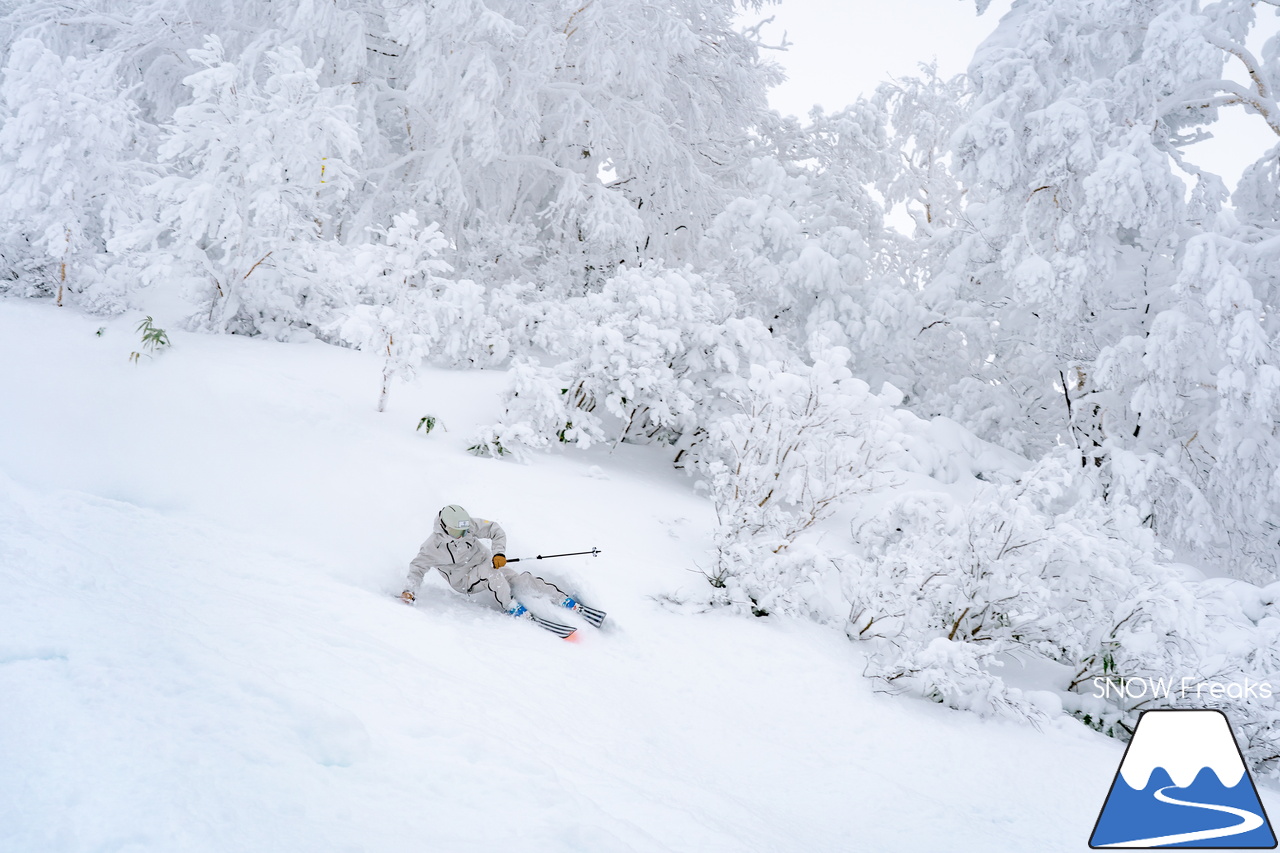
[1160,79,1280,137]
[1205,31,1274,100]
[1197,30,1280,137]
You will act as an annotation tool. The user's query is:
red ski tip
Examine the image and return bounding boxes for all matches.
[563,631,581,643]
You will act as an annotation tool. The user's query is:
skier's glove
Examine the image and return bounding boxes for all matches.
[400,590,415,602]
[492,554,507,569]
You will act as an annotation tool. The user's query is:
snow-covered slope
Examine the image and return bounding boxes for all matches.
[1,300,1273,852]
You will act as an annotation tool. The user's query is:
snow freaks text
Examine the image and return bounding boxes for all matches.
[1091,678,1276,702]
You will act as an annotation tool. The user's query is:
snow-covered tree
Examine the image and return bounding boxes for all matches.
[121,36,360,334]
[867,66,990,418]
[705,108,891,370]
[330,211,501,412]
[874,64,970,246]
[3,0,783,313]
[948,0,1199,447]
[703,77,981,420]
[358,0,784,294]
[949,0,1280,579]
[0,38,149,309]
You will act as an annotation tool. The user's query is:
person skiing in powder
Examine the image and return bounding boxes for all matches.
[399,505,605,631]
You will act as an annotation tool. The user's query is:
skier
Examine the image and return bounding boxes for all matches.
[399,505,604,631]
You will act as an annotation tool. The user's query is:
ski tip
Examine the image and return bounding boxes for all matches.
[529,613,577,639]
[563,630,581,643]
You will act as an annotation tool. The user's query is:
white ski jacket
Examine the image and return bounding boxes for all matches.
[404,508,507,596]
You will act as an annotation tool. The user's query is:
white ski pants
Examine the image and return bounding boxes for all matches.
[427,562,568,611]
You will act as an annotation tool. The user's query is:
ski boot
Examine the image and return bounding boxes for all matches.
[506,600,575,638]
[560,596,607,628]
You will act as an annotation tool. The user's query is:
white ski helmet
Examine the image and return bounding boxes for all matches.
[439,504,472,538]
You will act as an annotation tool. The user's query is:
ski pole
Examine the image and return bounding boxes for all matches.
[506,548,601,563]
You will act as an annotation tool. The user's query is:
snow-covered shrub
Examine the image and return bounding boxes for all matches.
[473,265,780,463]
[703,352,898,617]
[468,358,606,462]
[849,458,1162,712]
[846,453,1280,774]
[563,268,769,448]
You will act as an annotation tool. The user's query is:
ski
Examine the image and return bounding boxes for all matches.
[396,593,587,639]
[528,612,577,639]
[574,603,607,628]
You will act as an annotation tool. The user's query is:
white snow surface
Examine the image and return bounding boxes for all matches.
[2,300,1276,852]
[1118,711,1246,790]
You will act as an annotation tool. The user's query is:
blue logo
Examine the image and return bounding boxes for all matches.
[1090,709,1276,848]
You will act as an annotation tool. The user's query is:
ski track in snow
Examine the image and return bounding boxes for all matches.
[2,301,1277,852]
[1099,786,1265,848]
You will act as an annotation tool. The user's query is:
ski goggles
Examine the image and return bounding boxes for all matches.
[444,518,471,538]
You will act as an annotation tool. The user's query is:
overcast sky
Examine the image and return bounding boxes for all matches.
[757,0,1014,118]
[754,0,1276,189]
